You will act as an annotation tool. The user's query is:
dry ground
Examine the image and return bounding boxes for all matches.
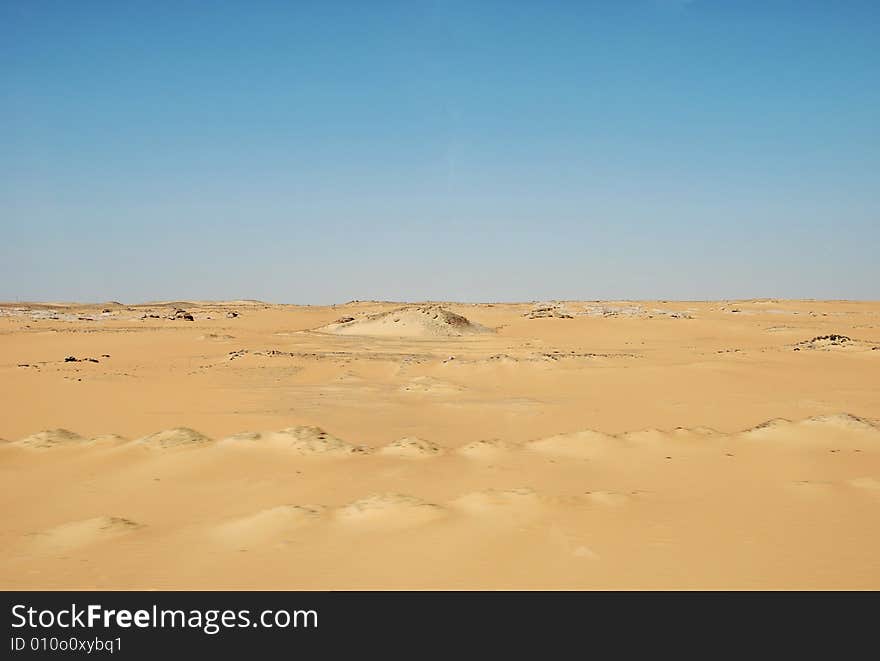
[1,299,878,588]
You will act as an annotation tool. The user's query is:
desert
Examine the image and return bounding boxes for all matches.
[1,298,878,589]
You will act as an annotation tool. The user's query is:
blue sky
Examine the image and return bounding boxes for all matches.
[2,1,878,303]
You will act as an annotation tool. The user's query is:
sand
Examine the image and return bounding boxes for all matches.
[1,299,879,589]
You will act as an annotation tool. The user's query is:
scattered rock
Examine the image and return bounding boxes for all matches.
[525,303,574,319]
[815,334,850,342]
[226,311,239,318]
[63,356,99,363]
[584,305,645,317]
[794,334,855,350]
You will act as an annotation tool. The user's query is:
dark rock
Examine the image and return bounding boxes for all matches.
[811,334,850,343]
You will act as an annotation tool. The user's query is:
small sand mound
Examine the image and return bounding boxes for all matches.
[30,516,143,551]
[619,428,670,444]
[16,429,85,449]
[739,418,794,439]
[804,413,879,432]
[318,305,491,337]
[221,426,365,455]
[335,494,446,529]
[525,430,617,458]
[213,505,325,543]
[456,438,519,458]
[452,488,544,523]
[136,428,213,449]
[621,426,719,445]
[739,414,880,446]
[379,437,443,458]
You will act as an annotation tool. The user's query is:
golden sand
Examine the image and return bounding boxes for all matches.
[1,299,878,588]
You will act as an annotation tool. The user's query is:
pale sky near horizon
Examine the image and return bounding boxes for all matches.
[2,1,878,304]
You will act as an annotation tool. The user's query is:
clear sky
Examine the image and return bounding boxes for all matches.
[2,1,878,303]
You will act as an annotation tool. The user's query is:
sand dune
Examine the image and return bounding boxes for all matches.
[335,494,447,529]
[1,299,879,588]
[318,305,491,337]
[456,438,519,459]
[9,414,875,458]
[378,437,444,457]
[219,426,365,455]
[451,488,546,519]
[525,429,620,458]
[16,428,85,449]
[136,427,213,449]
[28,517,143,553]
[14,429,130,449]
[739,413,880,445]
[212,505,325,545]
[2,413,879,588]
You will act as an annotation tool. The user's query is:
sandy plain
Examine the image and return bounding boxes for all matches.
[1,299,878,589]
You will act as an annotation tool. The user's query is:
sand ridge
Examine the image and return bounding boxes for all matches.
[2,412,879,588]
[7,413,878,455]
